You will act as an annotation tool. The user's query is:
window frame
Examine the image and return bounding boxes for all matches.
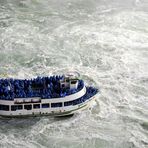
[24,104,32,110]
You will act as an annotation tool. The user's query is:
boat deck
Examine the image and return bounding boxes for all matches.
[0,75,83,100]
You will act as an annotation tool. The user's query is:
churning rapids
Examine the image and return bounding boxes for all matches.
[0,0,148,148]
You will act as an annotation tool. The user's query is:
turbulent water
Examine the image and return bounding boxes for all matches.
[0,0,148,148]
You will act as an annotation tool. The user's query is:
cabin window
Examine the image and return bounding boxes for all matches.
[66,79,70,83]
[0,104,9,111]
[11,105,22,111]
[71,80,77,84]
[24,104,32,110]
[61,84,65,88]
[33,104,40,109]
[42,103,49,108]
[64,100,73,106]
[51,102,62,108]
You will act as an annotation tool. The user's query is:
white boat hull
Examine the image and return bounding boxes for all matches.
[0,95,97,118]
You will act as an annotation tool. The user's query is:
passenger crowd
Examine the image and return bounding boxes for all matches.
[0,75,84,100]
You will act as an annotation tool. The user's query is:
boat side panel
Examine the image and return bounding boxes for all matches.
[0,95,97,117]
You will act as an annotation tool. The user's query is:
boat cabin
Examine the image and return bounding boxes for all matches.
[60,76,78,90]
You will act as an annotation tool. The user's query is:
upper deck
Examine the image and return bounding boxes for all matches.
[0,75,84,101]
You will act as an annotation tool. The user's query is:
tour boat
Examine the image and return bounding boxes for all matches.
[0,72,98,117]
